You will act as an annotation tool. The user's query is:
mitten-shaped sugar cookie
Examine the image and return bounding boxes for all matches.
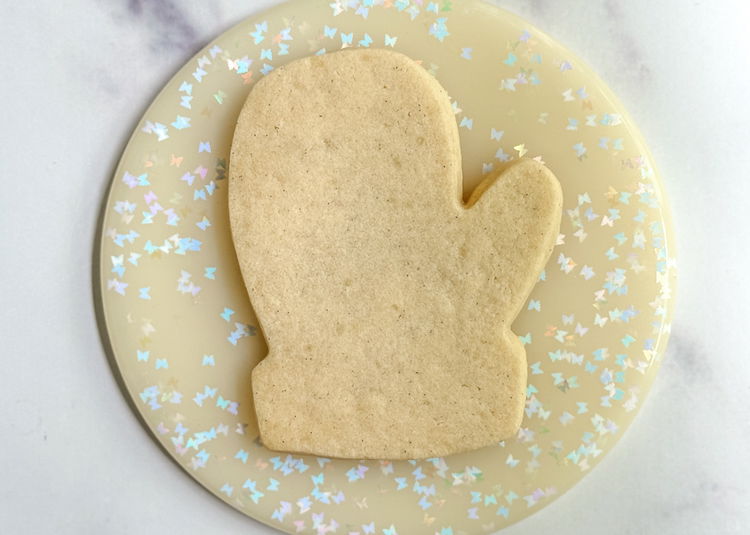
[229,49,562,459]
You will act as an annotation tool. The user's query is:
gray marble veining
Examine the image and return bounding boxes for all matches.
[122,0,201,51]
[1,0,749,533]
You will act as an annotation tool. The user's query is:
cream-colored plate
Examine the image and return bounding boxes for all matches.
[98,1,676,533]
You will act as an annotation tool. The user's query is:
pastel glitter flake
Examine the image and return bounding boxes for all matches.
[97,0,676,533]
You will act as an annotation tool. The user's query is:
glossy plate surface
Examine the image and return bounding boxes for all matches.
[98,1,676,532]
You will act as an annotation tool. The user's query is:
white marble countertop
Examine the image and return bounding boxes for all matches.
[1,0,749,533]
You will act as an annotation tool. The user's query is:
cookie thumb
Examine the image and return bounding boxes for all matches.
[464,158,562,318]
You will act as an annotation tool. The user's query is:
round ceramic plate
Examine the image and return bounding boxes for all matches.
[98,0,676,533]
